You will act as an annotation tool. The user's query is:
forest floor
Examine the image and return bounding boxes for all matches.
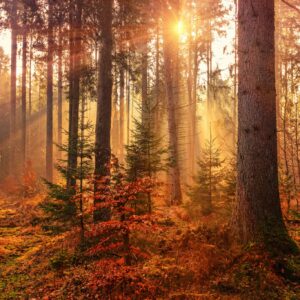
[0,190,299,300]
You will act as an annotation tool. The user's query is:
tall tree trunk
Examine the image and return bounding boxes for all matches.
[233,0,238,148]
[232,0,296,252]
[46,0,54,182]
[162,0,182,205]
[111,61,119,156]
[10,0,17,176]
[119,4,125,162]
[28,35,32,149]
[283,63,291,212]
[57,25,63,156]
[68,4,75,186]
[206,19,212,116]
[141,40,148,124]
[187,9,197,179]
[154,22,161,134]
[94,0,113,222]
[119,64,125,161]
[21,19,27,168]
[67,0,82,187]
[126,55,131,145]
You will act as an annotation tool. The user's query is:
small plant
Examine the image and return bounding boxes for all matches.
[40,96,93,244]
[88,157,157,266]
[188,131,224,215]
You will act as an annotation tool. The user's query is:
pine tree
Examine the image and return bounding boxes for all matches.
[189,130,224,215]
[40,97,93,239]
[125,102,166,213]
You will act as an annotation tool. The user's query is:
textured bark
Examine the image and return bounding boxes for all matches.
[233,0,294,251]
[10,0,17,175]
[94,0,113,222]
[46,0,54,182]
[162,1,182,205]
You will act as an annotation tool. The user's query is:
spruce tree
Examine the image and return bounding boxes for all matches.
[40,96,93,239]
[125,102,165,213]
[189,130,224,215]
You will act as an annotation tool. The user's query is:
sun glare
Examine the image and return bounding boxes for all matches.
[176,20,188,42]
[177,20,184,35]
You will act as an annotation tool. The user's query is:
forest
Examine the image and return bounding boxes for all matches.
[0,0,299,299]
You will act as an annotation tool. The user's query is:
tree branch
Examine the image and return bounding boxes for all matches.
[281,0,300,14]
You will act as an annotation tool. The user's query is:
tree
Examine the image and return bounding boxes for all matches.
[67,0,82,187]
[94,0,113,222]
[162,0,182,205]
[10,0,17,175]
[189,131,224,215]
[46,0,54,181]
[232,0,297,252]
[21,2,28,168]
[125,104,165,214]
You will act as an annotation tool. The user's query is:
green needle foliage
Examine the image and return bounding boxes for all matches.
[40,97,94,235]
[188,133,224,215]
[125,103,166,213]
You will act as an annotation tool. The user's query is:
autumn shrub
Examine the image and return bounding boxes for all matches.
[88,160,157,264]
[22,160,42,197]
[88,260,162,299]
[85,161,164,297]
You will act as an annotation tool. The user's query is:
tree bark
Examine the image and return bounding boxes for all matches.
[67,0,82,187]
[119,63,125,162]
[10,0,17,176]
[46,0,54,182]
[57,25,63,156]
[232,0,296,252]
[21,18,27,168]
[162,0,182,205]
[141,40,148,125]
[94,0,113,222]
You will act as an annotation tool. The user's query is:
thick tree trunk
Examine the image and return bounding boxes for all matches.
[10,0,17,175]
[162,0,182,205]
[233,0,296,252]
[94,0,113,222]
[46,0,54,182]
